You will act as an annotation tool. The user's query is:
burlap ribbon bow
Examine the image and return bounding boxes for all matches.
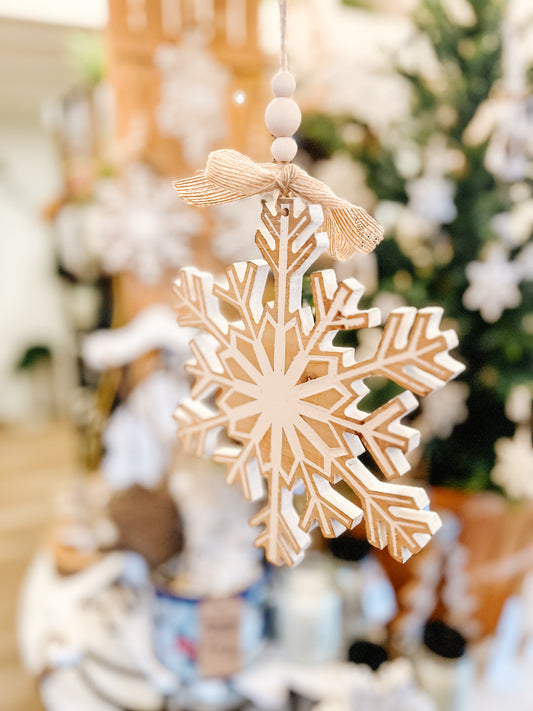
[173,149,384,260]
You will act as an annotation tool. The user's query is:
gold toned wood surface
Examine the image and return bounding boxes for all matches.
[0,421,76,711]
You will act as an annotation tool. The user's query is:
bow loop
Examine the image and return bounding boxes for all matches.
[174,149,383,260]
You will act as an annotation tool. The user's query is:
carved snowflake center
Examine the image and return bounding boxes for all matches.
[257,371,301,426]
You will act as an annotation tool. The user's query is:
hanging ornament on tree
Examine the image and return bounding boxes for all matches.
[171,1,464,566]
[491,386,533,500]
[463,244,522,322]
[464,0,533,182]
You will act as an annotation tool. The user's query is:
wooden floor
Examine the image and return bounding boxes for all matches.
[0,421,77,711]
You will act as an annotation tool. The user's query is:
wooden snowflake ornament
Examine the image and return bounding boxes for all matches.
[173,198,464,565]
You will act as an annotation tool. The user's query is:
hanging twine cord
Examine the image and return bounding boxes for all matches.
[279,0,288,71]
[174,150,384,259]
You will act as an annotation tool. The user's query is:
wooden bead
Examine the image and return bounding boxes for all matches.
[271,137,298,162]
[272,71,296,98]
[265,97,302,138]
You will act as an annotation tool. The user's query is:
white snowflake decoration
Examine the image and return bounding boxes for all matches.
[491,426,533,500]
[419,381,469,440]
[463,245,522,322]
[155,36,230,167]
[491,200,533,248]
[173,199,464,565]
[406,175,457,226]
[93,164,202,284]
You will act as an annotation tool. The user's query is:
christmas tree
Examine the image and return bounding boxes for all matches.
[299,0,533,492]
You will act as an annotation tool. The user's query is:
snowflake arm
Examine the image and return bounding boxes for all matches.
[341,437,441,562]
[342,391,421,480]
[299,465,363,538]
[186,336,230,399]
[214,441,264,501]
[250,489,311,567]
[173,268,228,342]
[346,307,464,397]
[213,260,269,334]
[174,399,228,457]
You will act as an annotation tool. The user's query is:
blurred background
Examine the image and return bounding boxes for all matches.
[1,1,532,710]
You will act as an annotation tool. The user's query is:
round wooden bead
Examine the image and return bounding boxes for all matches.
[265,97,302,138]
[271,137,298,162]
[272,71,296,98]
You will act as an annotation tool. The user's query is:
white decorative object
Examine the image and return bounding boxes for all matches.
[441,0,476,26]
[102,402,169,491]
[83,304,194,371]
[442,542,480,639]
[19,551,131,675]
[234,657,436,711]
[407,175,457,226]
[516,241,533,281]
[129,369,189,446]
[266,70,301,162]
[491,200,533,248]
[419,381,469,440]
[155,36,230,167]
[267,68,299,162]
[265,97,301,138]
[168,457,261,598]
[483,595,524,690]
[272,70,296,97]
[93,164,202,284]
[102,370,187,491]
[271,137,298,163]
[275,554,343,664]
[393,514,478,653]
[491,426,533,500]
[41,669,119,711]
[19,551,175,710]
[505,384,533,424]
[463,245,521,322]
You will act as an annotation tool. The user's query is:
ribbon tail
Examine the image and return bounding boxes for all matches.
[328,207,384,260]
[173,175,246,207]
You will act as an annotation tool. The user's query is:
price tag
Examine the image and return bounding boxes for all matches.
[198,596,242,677]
